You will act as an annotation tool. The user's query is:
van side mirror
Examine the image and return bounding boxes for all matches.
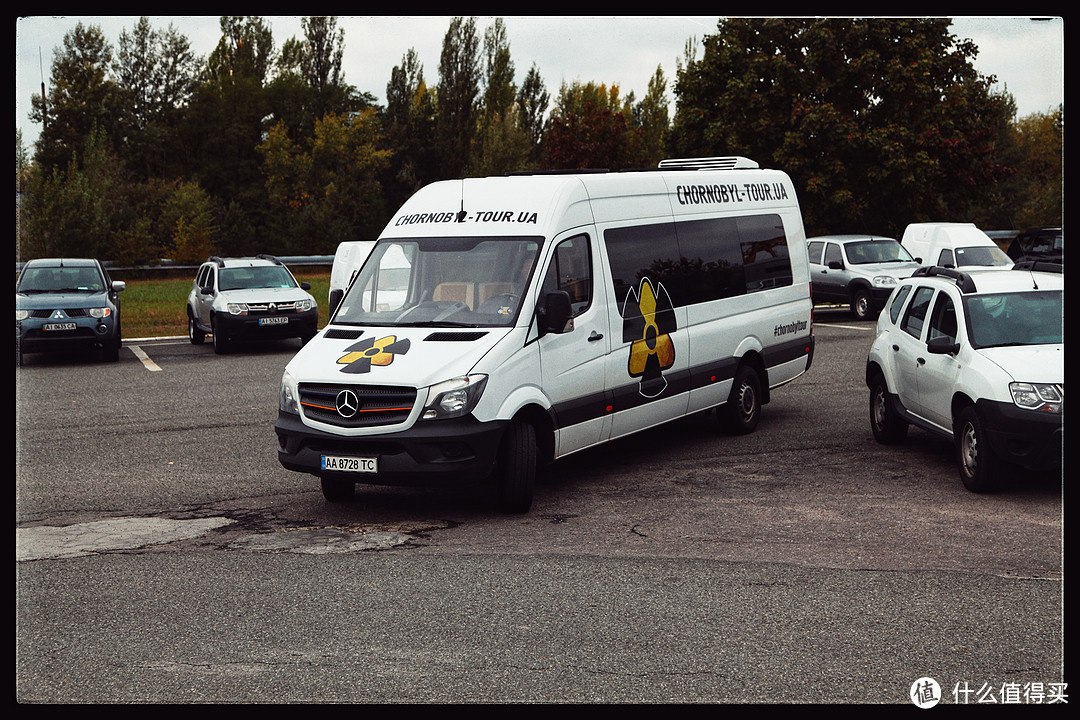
[539,290,573,335]
[328,288,343,317]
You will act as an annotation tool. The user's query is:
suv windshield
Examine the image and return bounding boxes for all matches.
[845,240,914,264]
[964,290,1063,348]
[219,265,297,291]
[335,236,541,327]
[18,266,104,293]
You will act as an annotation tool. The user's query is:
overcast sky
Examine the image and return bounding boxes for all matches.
[15,15,1064,151]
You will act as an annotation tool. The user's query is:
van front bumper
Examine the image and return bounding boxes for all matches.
[275,411,507,485]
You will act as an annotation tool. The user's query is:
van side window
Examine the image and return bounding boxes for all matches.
[540,234,592,317]
[737,214,794,293]
[937,249,954,267]
[604,222,683,311]
[900,286,934,339]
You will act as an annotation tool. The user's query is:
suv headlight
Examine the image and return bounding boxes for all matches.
[16,309,29,321]
[296,298,314,312]
[279,370,300,414]
[88,307,112,319]
[872,275,898,289]
[422,375,488,420]
[1010,382,1063,414]
[227,303,249,315]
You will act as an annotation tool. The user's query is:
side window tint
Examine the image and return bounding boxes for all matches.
[824,243,843,267]
[807,241,824,264]
[900,287,934,339]
[541,234,592,317]
[927,293,957,343]
[888,285,912,323]
[937,249,954,267]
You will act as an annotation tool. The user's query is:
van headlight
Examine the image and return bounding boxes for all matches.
[279,370,300,414]
[1010,382,1063,414]
[422,375,488,420]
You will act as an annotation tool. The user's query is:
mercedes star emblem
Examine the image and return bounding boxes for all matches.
[335,389,359,418]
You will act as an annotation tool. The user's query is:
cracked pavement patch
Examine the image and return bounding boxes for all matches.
[16,516,236,561]
[228,526,413,553]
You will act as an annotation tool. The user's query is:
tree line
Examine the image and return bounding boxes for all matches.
[15,16,1062,266]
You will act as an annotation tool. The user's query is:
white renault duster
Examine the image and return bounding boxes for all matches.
[865,265,1063,491]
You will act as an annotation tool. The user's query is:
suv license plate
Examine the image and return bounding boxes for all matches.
[259,316,288,326]
[321,455,377,473]
[43,322,77,332]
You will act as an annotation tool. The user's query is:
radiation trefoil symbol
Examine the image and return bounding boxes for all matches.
[337,335,411,374]
[622,277,676,398]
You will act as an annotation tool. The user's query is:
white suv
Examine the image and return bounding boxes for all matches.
[187,255,318,354]
[865,265,1063,491]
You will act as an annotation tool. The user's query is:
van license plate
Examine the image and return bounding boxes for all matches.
[43,322,77,331]
[259,316,288,326]
[321,455,377,473]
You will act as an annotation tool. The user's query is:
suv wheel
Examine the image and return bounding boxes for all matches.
[956,406,1003,493]
[212,316,229,355]
[851,288,873,320]
[188,311,205,345]
[869,373,908,444]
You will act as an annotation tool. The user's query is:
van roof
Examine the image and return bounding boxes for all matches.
[380,158,800,239]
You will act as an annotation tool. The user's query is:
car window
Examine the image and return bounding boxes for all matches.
[541,234,592,317]
[927,293,957,343]
[807,241,824,264]
[888,285,912,324]
[824,243,843,267]
[936,249,954,267]
[900,286,934,339]
[219,266,297,291]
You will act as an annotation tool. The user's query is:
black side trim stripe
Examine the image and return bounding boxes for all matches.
[549,335,814,431]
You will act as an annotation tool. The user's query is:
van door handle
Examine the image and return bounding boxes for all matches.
[588,331,604,342]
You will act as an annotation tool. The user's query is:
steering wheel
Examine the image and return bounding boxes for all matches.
[478,293,520,315]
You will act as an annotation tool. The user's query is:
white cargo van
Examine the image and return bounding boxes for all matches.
[276,157,816,511]
[328,240,376,315]
[901,222,1013,270]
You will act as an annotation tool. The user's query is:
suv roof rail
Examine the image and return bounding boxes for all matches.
[658,156,760,170]
[912,265,978,293]
[209,256,225,268]
[255,253,282,265]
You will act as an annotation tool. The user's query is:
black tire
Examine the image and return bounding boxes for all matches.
[321,477,355,502]
[956,406,1003,493]
[720,364,762,435]
[851,287,873,320]
[188,311,205,345]
[497,421,536,513]
[869,373,908,444]
[212,316,229,355]
[102,340,120,362]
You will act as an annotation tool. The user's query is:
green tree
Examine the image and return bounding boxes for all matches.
[112,17,202,181]
[516,64,550,166]
[30,22,121,174]
[259,110,391,253]
[384,48,438,208]
[436,17,481,178]
[469,18,531,176]
[164,180,218,264]
[1008,108,1063,228]
[543,81,642,170]
[670,18,1017,236]
[635,66,669,167]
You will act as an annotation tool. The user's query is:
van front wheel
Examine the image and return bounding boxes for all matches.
[497,421,536,513]
[720,365,761,435]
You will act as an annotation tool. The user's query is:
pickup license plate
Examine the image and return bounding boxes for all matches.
[43,322,77,332]
[259,316,288,326]
[321,455,377,473]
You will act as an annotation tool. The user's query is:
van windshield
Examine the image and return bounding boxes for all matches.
[954,245,1013,268]
[334,236,541,327]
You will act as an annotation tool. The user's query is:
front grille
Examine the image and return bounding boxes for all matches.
[28,308,88,318]
[246,301,304,313]
[299,383,417,428]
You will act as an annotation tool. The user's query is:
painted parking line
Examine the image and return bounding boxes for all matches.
[816,322,873,331]
[128,345,163,372]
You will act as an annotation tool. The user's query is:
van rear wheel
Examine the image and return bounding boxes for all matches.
[497,421,536,513]
[720,365,761,434]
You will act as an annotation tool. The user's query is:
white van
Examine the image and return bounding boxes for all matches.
[276,157,816,512]
[328,240,376,315]
[900,222,1013,270]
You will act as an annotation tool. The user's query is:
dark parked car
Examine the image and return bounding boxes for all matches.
[16,258,125,365]
[1007,227,1062,264]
